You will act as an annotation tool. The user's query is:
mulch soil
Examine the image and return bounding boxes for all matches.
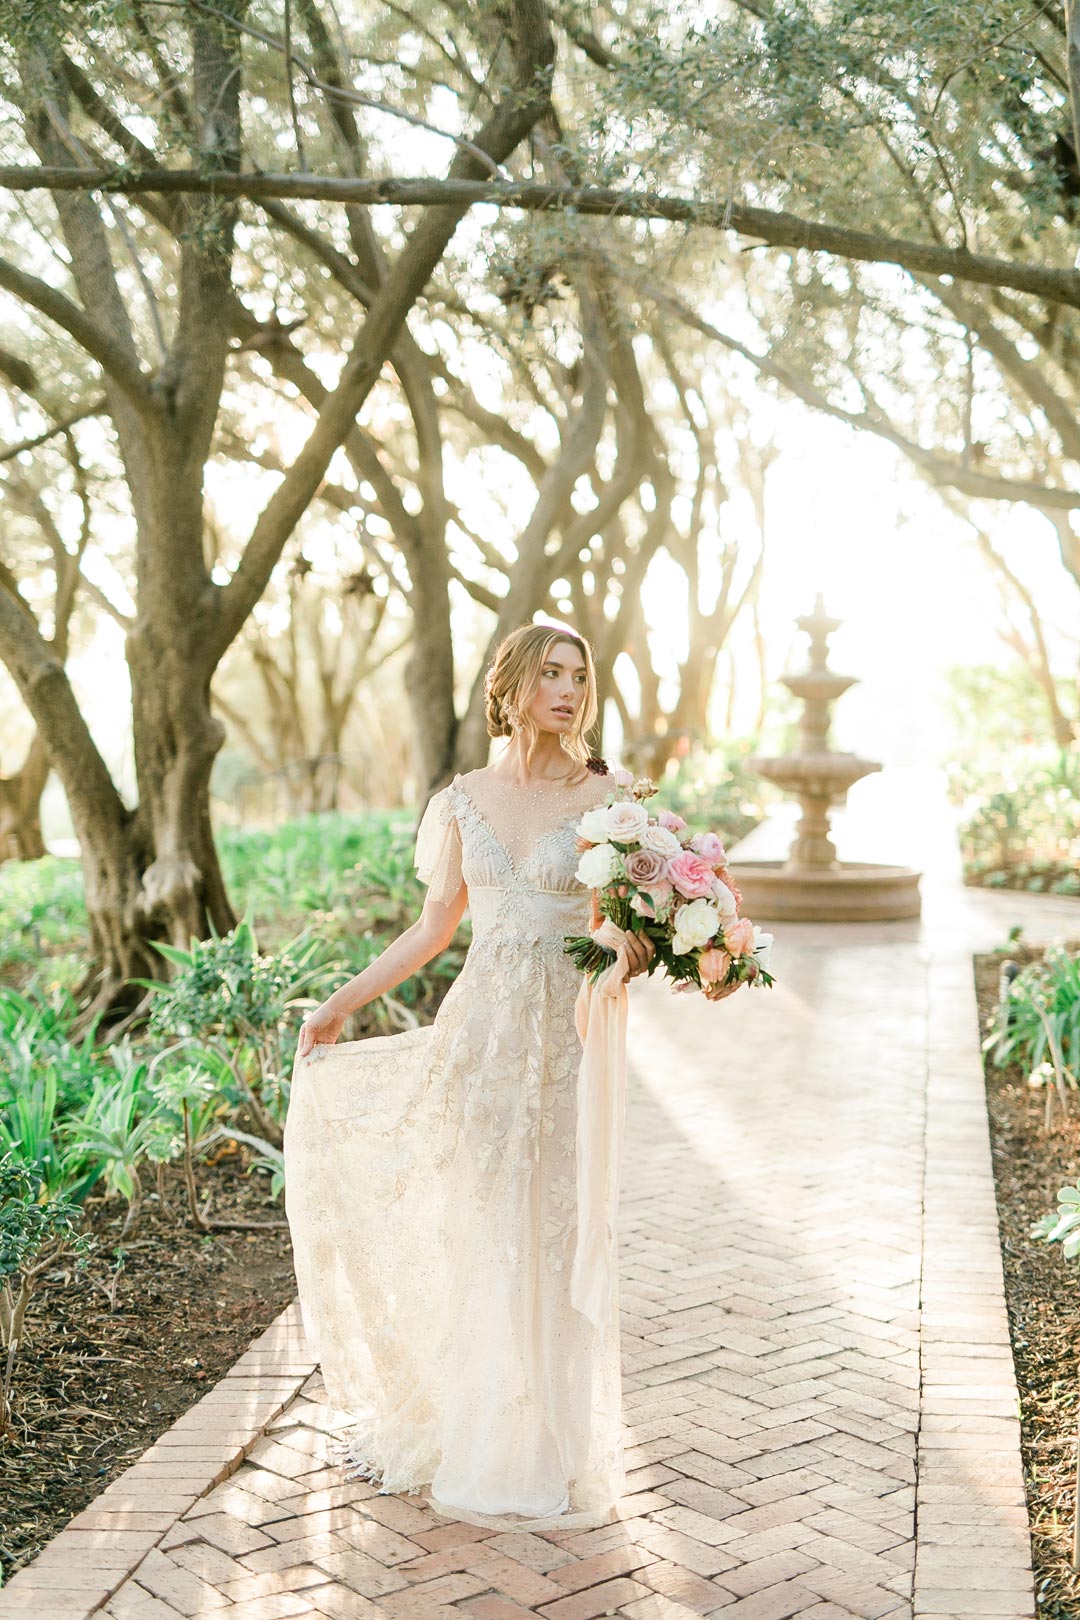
[0,936,461,1586]
[975,936,1080,1620]
[0,1148,297,1582]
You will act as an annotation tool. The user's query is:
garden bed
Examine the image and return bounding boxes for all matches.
[976,936,1080,1620]
[964,861,1079,897]
[0,1148,297,1582]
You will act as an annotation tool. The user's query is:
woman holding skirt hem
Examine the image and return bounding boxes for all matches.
[282,623,660,1532]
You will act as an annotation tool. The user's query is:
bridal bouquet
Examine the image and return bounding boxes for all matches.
[563,771,775,997]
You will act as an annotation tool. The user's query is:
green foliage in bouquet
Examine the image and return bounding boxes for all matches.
[564,776,775,994]
[564,891,673,986]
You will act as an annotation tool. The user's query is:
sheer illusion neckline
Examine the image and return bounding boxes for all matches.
[450,771,607,878]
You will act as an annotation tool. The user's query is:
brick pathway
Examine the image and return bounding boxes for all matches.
[2,769,1076,1620]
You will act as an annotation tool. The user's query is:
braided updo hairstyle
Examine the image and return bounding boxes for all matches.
[483,622,602,783]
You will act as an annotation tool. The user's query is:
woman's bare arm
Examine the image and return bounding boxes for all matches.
[296,881,469,1056]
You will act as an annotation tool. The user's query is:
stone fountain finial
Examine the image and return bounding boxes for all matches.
[728,600,921,920]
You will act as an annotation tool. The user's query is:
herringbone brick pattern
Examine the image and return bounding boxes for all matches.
[0,916,1042,1620]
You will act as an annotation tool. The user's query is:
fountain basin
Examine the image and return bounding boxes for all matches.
[750,753,881,798]
[728,858,922,922]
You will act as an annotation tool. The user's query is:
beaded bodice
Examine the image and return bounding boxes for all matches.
[416,767,614,953]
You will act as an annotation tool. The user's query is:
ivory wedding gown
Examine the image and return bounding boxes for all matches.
[283,766,627,1532]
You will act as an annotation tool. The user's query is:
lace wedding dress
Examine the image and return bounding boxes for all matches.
[283,766,626,1532]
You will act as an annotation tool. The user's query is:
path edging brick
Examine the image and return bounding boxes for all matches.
[0,1301,316,1620]
[913,947,1036,1620]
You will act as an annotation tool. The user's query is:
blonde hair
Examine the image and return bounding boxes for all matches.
[483,623,600,783]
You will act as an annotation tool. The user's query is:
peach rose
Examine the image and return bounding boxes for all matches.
[666,850,717,900]
[721,916,756,958]
[698,946,732,985]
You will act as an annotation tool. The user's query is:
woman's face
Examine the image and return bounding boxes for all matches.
[523,639,589,735]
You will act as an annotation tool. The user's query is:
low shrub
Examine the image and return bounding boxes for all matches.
[952,747,1080,894]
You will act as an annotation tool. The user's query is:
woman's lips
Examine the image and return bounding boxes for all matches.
[552,706,573,717]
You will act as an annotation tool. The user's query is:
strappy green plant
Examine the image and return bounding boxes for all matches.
[983,947,1080,1127]
[0,1152,92,1438]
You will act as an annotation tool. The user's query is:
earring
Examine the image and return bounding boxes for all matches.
[506,704,520,730]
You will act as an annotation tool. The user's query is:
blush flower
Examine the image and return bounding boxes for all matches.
[698,946,732,985]
[666,850,718,900]
[721,916,756,958]
[657,809,686,832]
[641,823,681,856]
[604,799,650,843]
[690,831,726,865]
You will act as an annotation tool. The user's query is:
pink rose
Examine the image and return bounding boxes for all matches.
[624,848,666,886]
[657,809,687,832]
[721,916,755,958]
[690,831,726,864]
[666,851,718,900]
[698,946,732,984]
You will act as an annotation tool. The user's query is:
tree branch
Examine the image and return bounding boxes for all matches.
[632,272,1080,511]
[206,0,556,666]
[0,257,147,402]
[0,564,129,833]
[3,168,1080,307]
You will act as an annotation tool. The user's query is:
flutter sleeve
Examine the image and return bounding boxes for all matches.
[414,783,465,905]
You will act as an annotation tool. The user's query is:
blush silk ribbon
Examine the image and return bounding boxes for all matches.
[570,913,631,1332]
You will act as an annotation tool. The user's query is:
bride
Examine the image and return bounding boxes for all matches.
[283,620,734,1533]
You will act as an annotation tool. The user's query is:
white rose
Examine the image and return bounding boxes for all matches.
[577,806,613,842]
[670,897,720,954]
[575,842,618,888]
[711,877,738,918]
[640,823,681,856]
[604,800,650,843]
[752,926,775,972]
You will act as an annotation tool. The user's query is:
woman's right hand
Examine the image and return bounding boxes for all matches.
[297,1001,348,1059]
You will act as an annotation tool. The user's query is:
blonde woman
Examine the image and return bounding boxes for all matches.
[284,622,723,1533]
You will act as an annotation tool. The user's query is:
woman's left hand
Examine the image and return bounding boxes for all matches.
[623,928,655,980]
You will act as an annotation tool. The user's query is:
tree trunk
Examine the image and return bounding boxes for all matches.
[0,733,49,861]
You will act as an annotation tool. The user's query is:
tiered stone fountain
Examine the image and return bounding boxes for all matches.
[728,596,922,921]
